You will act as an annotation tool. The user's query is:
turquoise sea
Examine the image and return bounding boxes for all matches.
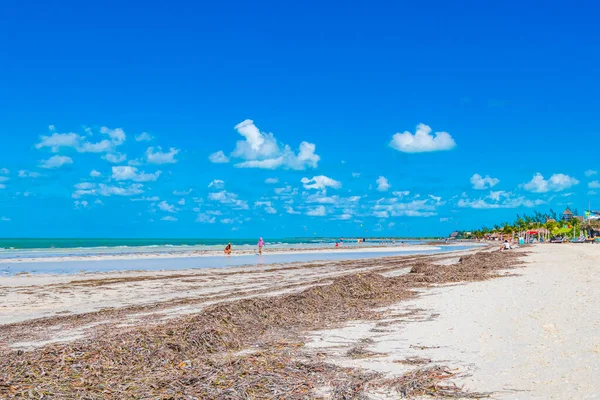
[0,237,430,260]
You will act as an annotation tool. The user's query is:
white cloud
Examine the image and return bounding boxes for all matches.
[112,166,161,182]
[458,191,545,209]
[209,150,230,164]
[374,211,389,218]
[522,173,579,193]
[589,181,600,189]
[352,172,361,178]
[206,210,222,216]
[285,205,301,215]
[73,183,144,198]
[146,147,180,164]
[306,205,327,217]
[90,170,101,177]
[158,200,177,213]
[389,123,456,153]
[196,213,216,223]
[161,216,178,222]
[0,168,9,175]
[440,217,450,222]
[173,189,193,196]
[219,120,319,170]
[584,169,597,177]
[336,213,353,220]
[135,132,153,142]
[470,173,500,190]
[376,176,391,192]
[1,216,11,221]
[306,194,339,204]
[0,184,5,189]
[178,198,185,206]
[100,126,126,145]
[221,218,235,224]
[301,175,341,190]
[208,190,249,209]
[265,177,279,184]
[36,132,80,152]
[589,190,597,196]
[208,179,225,189]
[255,201,277,214]
[0,176,8,183]
[74,200,89,209]
[40,155,73,169]
[131,196,160,202]
[392,191,410,197]
[103,153,127,164]
[373,197,439,217]
[18,170,41,178]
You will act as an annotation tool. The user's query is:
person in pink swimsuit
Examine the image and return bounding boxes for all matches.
[257,237,265,255]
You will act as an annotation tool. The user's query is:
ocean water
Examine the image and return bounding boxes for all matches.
[0,237,429,260]
[0,245,477,275]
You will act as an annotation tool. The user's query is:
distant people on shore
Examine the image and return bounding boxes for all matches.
[224,243,232,255]
[257,237,265,255]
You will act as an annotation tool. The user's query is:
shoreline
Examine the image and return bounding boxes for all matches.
[0,243,469,264]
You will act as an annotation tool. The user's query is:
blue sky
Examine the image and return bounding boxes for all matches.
[1,0,599,238]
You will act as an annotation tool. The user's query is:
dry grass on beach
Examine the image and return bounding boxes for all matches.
[0,251,523,399]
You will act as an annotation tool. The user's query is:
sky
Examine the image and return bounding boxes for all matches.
[1,0,599,238]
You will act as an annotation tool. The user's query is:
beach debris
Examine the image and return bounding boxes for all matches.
[0,251,520,399]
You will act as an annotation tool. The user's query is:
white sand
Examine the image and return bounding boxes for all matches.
[306,244,600,399]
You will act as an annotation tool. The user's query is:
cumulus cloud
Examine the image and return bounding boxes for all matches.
[255,201,277,214]
[112,166,161,182]
[131,196,160,202]
[173,189,193,196]
[196,213,216,223]
[18,170,41,178]
[161,216,178,222]
[146,147,180,164]
[208,190,249,209]
[373,197,440,217]
[585,169,597,177]
[376,176,391,192]
[135,132,153,142]
[36,132,80,152]
[589,181,600,189]
[458,191,545,209]
[522,173,579,193]
[90,170,101,177]
[36,126,127,155]
[158,200,177,213]
[177,198,185,206]
[389,123,456,153]
[306,205,327,217]
[265,178,279,184]
[212,120,320,170]
[352,172,361,178]
[208,179,225,189]
[301,175,341,190]
[209,150,230,163]
[470,173,500,190]
[392,191,410,197]
[73,183,144,198]
[40,155,73,169]
[103,153,127,164]
[74,200,89,209]
[0,168,9,175]
[285,205,301,215]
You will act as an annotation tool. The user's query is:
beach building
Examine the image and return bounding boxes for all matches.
[561,207,574,221]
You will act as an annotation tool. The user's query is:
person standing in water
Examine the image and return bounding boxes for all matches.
[224,243,232,255]
[257,237,265,255]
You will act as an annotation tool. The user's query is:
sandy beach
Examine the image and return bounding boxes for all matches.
[1,244,599,399]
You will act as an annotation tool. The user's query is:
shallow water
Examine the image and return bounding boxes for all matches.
[0,245,477,275]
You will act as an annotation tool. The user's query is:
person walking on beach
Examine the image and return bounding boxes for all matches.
[257,237,265,255]
[224,243,232,255]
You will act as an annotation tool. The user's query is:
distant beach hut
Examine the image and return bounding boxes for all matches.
[561,207,574,221]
